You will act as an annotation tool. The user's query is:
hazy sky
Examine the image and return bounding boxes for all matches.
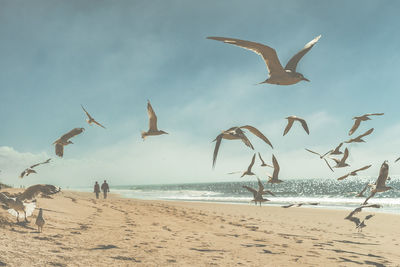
[1,0,400,187]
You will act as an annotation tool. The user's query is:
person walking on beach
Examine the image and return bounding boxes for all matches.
[94,181,100,199]
[101,180,110,199]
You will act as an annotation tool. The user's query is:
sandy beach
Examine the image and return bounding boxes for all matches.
[0,190,399,266]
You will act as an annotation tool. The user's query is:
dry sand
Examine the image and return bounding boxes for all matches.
[0,190,400,266]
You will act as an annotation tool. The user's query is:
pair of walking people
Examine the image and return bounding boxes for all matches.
[94,180,110,199]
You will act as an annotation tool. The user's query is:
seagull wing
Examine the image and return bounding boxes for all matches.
[337,173,350,181]
[81,105,93,120]
[296,118,310,135]
[305,148,321,157]
[242,185,257,198]
[30,163,41,169]
[272,154,280,179]
[348,119,361,136]
[258,152,266,165]
[147,100,158,131]
[395,157,400,163]
[59,128,85,142]
[247,153,256,172]
[55,143,64,157]
[239,132,254,150]
[353,165,372,174]
[207,36,285,76]
[341,148,349,163]
[356,183,369,197]
[17,184,60,202]
[282,204,295,208]
[346,216,361,226]
[283,118,294,136]
[262,190,276,196]
[324,158,334,172]
[240,125,273,149]
[284,35,321,72]
[365,214,374,220]
[365,113,384,116]
[257,177,264,192]
[93,119,106,129]
[359,128,374,139]
[20,170,26,179]
[212,134,223,169]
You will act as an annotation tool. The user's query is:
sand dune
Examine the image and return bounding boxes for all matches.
[0,190,399,266]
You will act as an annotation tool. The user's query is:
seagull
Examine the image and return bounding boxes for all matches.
[35,208,45,233]
[227,153,257,178]
[305,148,334,172]
[0,184,60,222]
[53,128,85,157]
[207,35,321,85]
[356,183,370,197]
[283,116,309,136]
[346,214,374,232]
[282,202,319,208]
[20,158,51,179]
[267,154,283,183]
[330,142,344,155]
[363,160,392,205]
[258,153,273,168]
[345,128,374,144]
[331,148,350,168]
[81,105,106,129]
[141,100,168,140]
[337,165,372,181]
[242,178,275,206]
[212,125,273,169]
[348,113,384,136]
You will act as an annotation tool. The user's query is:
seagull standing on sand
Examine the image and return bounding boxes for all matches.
[283,116,309,136]
[305,148,334,172]
[35,208,45,233]
[0,184,60,222]
[212,125,273,169]
[81,105,106,129]
[53,128,85,157]
[332,148,350,168]
[207,35,321,85]
[267,154,283,184]
[20,158,51,179]
[337,165,372,181]
[345,128,374,144]
[348,113,384,135]
[242,178,275,206]
[141,100,168,140]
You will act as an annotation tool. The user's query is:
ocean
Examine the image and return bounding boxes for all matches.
[73,178,400,214]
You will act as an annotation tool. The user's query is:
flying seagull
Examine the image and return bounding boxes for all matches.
[242,178,275,206]
[345,128,374,144]
[227,153,257,178]
[348,113,384,136]
[345,204,381,219]
[330,142,344,155]
[141,100,168,140]
[258,153,273,168]
[283,116,309,136]
[267,154,283,183]
[53,128,85,157]
[20,158,51,179]
[305,148,334,172]
[207,35,321,85]
[331,148,350,168]
[363,160,392,205]
[0,184,60,222]
[337,165,372,181]
[81,105,106,129]
[212,125,273,169]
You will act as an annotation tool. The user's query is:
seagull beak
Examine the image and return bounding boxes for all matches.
[302,77,310,82]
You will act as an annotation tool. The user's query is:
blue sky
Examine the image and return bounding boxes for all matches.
[1,0,400,187]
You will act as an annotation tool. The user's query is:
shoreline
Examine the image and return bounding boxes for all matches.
[1,190,399,266]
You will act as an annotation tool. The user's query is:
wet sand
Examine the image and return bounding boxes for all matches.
[0,190,399,266]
